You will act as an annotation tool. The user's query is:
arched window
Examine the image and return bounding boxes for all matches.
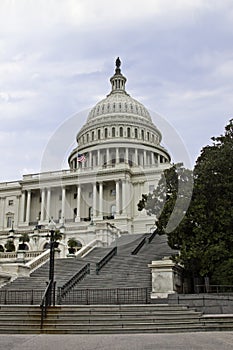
[104,128,108,138]
[43,242,50,250]
[112,127,115,137]
[86,134,89,142]
[119,127,123,137]
[111,205,116,217]
[76,241,83,250]
[92,131,94,141]
[141,130,144,140]
[73,208,77,219]
[135,128,138,138]
[127,127,131,138]
[89,207,93,220]
[98,129,101,139]
[58,209,62,220]
[147,132,150,141]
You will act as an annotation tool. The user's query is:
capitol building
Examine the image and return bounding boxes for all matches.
[0,59,171,256]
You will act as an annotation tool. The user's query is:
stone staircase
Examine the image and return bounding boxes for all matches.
[0,233,173,300]
[1,304,233,334]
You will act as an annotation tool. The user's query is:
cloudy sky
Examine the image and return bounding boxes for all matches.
[0,0,232,181]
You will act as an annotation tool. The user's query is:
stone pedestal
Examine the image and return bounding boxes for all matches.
[148,257,183,299]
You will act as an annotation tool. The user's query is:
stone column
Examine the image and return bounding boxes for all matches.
[116,148,119,164]
[97,149,100,166]
[41,188,45,221]
[92,183,97,219]
[61,187,66,222]
[14,195,20,228]
[89,151,92,168]
[99,182,103,218]
[20,191,26,223]
[151,152,154,165]
[125,148,129,164]
[0,197,5,229]
[144,150,147,166]
[115,180,120,216]
[106,148,110,166]
[46,188,51,221]
[122,179,128,216]
[75,184,81,222]
[134,148,138,166]
[26,190,31,224]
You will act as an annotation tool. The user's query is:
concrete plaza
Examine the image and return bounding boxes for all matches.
[0,332,233,350]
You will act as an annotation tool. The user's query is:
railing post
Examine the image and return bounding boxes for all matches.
[53,281,56,306]
[57,287,62,305]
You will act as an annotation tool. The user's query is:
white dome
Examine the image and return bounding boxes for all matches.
[87,92,152,122]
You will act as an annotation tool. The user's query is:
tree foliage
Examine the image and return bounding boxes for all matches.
[138,119,233,283]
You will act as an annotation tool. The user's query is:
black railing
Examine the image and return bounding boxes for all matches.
[57,263,90,304]
[131,236,147,255]
[195,284,233,294]
[59,287,149,305]
[148,229,157,243]
[0,289,44,305]
[96,247,117,275]
[40,280,56,329]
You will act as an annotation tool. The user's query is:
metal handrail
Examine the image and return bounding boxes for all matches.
[40,280,55,329]
[57,263,90,304]
[96,247,117,275]
[148,229,157,243]
[131,236,147,255]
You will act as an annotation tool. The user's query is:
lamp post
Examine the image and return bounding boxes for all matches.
[48,219,56,306]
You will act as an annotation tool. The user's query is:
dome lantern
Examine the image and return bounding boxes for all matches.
[109,57,127,95]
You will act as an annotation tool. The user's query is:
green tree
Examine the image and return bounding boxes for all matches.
[138,119,233,284]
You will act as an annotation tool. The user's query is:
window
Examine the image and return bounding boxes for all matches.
[111,205,116,216]
[86,134,89,142]
[127,127,131,138]
[112,127,115,137]
[135,128,138,138]
[7,216,13,228]
[119,127,123,137]
[110,189,116,196]
[89,207,93,219]
[92,131,94,141]
[74,193,77,199]
[104,128,108,138]
[141,130,144,140]
[58,209,62,219]
[98,129,101,139]
[8,200,13,206]
[147,132,150,140]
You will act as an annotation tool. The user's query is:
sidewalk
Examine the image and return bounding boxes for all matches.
[1,332,233,350]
